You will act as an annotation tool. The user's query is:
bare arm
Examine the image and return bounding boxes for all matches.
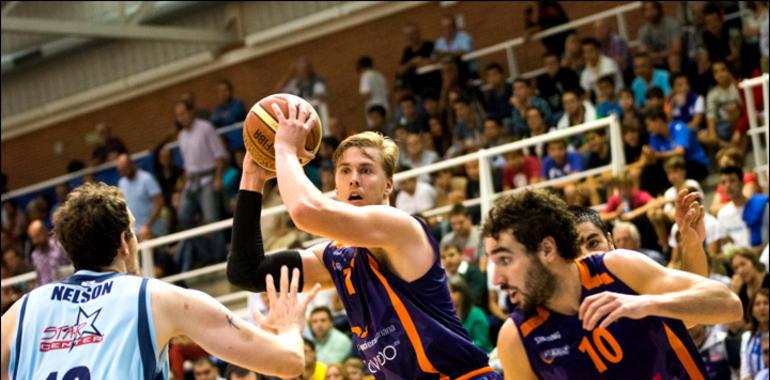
[497,319,537,380]
[153,268,318,378]
[0,298,22,380]
[272,101,434,281]
[581,250,743,330]
[672,189,708,277]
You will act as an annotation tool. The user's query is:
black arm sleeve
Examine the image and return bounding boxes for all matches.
[227,190,304,292]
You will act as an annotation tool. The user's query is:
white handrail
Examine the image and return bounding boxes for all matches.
[2,115,620,290]
[417,2,642,75]
[739,74,770,189]
[0,121,245,201]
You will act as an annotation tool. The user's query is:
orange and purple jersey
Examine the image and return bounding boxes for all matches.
[510,252,707,379]
[322,218,499,380]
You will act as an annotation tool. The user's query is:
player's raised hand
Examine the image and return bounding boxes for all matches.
[272,100,316,163]
[240,151,276,192]
[674,188,705,247]
[578,291,653,331]
[263,266,321,334]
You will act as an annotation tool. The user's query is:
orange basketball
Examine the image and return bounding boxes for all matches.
[242,93,323,171]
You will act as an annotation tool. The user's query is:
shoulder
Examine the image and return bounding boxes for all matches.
[497,318,537,378]
[602,249,655,277]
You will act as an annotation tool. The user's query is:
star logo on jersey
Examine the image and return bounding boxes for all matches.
[39,307,105,353]
[68,307,103,352]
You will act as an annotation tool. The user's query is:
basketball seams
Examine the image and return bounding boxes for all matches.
[244,93,323,171]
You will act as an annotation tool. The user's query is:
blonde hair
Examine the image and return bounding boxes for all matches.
[325,363,350,380]
[332,131,399,178]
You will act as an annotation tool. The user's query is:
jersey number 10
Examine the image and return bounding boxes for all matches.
[578,328,624,373]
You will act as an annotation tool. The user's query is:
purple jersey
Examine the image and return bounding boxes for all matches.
[510,252,706,380]
[322,218,498,380]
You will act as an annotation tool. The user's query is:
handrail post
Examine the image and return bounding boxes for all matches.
[141,246,155,278]
[505,45,518,80]
[762,78,769,158]
[608,114,625,176]
[616,12,628,41]
[478,149,495,223]
[742,76,768,189]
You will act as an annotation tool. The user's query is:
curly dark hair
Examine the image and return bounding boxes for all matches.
[483,189,579,259]
[53,182,132,271]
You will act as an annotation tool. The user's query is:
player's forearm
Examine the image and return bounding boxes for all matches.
[275,146,328,226]
[677,238,708,278]
[646,280,742,325]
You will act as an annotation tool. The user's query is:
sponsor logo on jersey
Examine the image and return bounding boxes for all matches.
[534,331,562,345]
[365,341,401,374]
[39,307,104,352]
[357,324,398,351]
[539,345,570,364]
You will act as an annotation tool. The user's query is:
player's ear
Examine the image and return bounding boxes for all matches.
[539,236,558,262]
[384,177,394,195]
[119,230,131,256]
[606,232,616,250]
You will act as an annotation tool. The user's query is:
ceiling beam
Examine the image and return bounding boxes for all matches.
[1,16,235,43]
[1,1,19,17]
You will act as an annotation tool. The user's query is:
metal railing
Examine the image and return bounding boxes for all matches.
[738,74,770,189]
[2,115,623,310]
[416,2,642,80]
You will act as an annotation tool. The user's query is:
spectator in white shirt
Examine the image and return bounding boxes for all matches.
[395,171,436,215]
[399,132,439,182]
[357,56,389,122]
[717,166,769,255]
[579,37,623,99]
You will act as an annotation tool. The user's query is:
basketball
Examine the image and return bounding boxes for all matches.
[243,93,323,171]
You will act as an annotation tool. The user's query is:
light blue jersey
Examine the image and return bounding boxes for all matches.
[8,270,169,380]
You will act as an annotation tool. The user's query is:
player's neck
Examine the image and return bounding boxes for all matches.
[544,262,582,315]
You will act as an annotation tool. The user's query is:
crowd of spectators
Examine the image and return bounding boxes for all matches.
[2,2,770,379]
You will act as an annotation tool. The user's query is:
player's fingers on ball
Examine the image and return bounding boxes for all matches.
[298,103,309,123]
[299,149,316,162]
[287,99,297,121]
[304,115,316,130]
[272,103,287,122]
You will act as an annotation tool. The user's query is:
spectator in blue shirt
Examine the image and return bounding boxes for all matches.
[542,139,585,206]
[644,108,709,181]
[116,154,165,241]
[434,14,477,73]
[666,73,705,131]
[210,79,247,128]
[541,139,584,180]
[596,75,623,118]
[631,53,671,108]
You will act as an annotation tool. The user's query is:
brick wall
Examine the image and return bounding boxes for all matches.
[2,1,667,191]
